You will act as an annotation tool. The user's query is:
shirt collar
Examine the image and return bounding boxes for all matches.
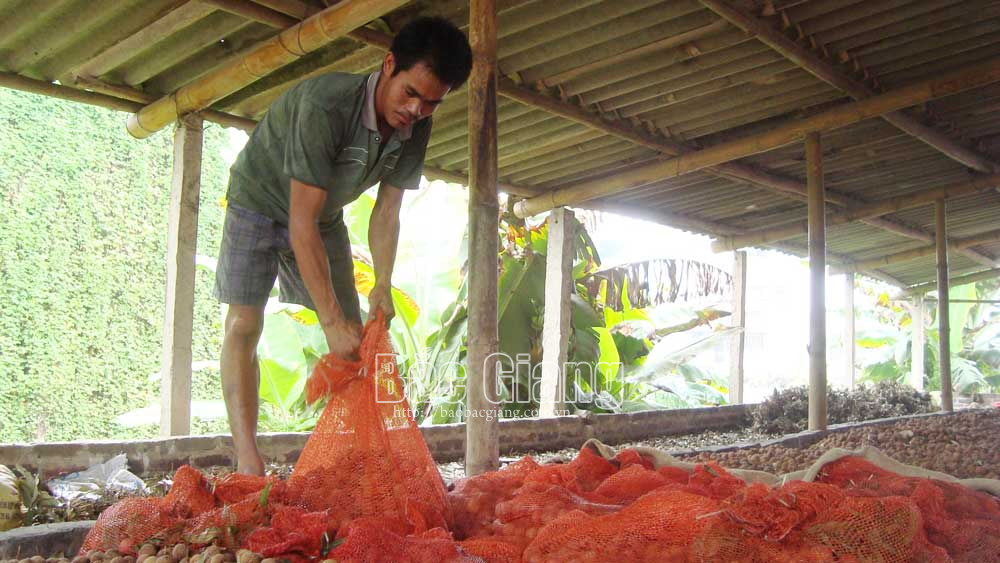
[362,71,413,141]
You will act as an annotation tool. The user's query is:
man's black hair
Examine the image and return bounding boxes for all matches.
[390,17,473,90]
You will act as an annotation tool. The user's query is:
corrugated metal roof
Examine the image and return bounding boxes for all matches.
[1,0,999,287]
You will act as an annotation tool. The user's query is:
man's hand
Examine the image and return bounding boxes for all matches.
[324,319,362,360]
[368,284,395,321]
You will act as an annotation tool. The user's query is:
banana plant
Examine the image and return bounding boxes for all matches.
[858,280,1000,393]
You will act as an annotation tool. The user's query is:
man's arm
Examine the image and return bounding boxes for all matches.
[367,182,405,319]
[289,178,361,358]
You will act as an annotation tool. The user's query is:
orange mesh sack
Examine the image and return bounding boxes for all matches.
[448,456,541,539]
[82,465,215,552]
[816,456,1000,562]
[83,313,450,558]
[81,497,183,553]
[522,488,722,563]
[289,312,450,533]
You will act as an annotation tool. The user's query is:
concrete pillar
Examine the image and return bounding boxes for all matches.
[728,250,747,404]
[540,208,574,417]
[160,115,202,437]
[844,271,855,389]
[911,294,925,391]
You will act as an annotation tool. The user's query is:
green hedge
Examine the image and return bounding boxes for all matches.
[0,89,234,442]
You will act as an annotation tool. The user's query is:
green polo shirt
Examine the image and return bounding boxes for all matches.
[226,71,431,229]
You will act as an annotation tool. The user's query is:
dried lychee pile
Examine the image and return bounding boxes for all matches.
[681,409,1000,479]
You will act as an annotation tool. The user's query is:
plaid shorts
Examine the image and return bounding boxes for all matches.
[213,205,361,322]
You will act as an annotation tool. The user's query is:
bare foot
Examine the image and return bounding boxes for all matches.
[236,453,266,476]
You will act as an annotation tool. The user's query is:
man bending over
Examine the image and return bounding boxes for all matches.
[214,17,472,475]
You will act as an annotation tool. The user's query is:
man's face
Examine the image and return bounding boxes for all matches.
[377,53,451,131]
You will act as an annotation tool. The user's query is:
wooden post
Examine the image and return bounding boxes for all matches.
[806,132,828,431]
[911,295,925,391]
[160,115,202,437]
[936,200,953,412]
[728,251,747,404]
[539,208,574,417]
[466,0,500,476]
[844,271,855,390]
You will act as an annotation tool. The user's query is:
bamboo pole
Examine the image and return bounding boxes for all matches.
[423,165,538,197]
[936,200,954,413]
[161,115,203,437]
[714,173,1000,252]
[807,132,827,431]
[728,251,747,404]
[0,72,257,132]
[911,295,925,391]
[699,0,1000,174]
[512,55,1000,218]
[832,227,1000,274]
[466,0,500,477]
[125,0,408,138]
[844,271,855,390]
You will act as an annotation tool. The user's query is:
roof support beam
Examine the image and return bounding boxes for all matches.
[904,267,1000,296]
[202,0,298,28]
[699,0,1000,174]
[832,228,1000,274]
[0,71,256,132]
[125,0,408,138]
[342,28,975,266]
[178,15,985,279]
[512,54,1000,218]
[501,75,1000,265]
[714,173,1000,252]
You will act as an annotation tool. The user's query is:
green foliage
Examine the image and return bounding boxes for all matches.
[255,306,325,432]
[0,90,233,442]
[13,466,58,526]
[0,90,742,440]
[856,280,1000,394]
[751,381,934,435]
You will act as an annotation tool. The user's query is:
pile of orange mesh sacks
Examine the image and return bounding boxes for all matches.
[83,314,1000,562]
